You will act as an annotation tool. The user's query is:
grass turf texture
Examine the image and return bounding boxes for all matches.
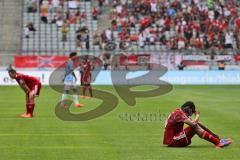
[0,85,239,160]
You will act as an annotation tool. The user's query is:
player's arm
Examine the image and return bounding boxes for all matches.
[63,66,68,82]
[19,80,31,95]
[69,61,77,80]
[183,111,200,127]
[64,69,77,80]
[72,71,77,80]
[184,118,198,127]
[91,65,95,71]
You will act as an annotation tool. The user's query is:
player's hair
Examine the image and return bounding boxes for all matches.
[181,101,196,116]
[69,52,77,58]
[8,68,17,74]
[83,57,88,62]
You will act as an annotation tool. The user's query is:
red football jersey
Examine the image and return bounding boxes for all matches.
[16,73,41,90]
[163,109,188,145]
[82,61,92,83]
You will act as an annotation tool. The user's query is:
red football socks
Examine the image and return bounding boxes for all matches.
[26,103,35,115]
[29,104,35,115]
[83,86,86,96]
[26,104,30,114]
[202,131,220,145]
[89,86,93,97]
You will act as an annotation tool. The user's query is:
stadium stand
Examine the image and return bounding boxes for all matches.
[20,0,240,54]
[104,0,240,53]
[22,0,98,55]
[0,0,22,66]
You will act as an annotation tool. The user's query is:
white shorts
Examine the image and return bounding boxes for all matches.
[64,75,77,90]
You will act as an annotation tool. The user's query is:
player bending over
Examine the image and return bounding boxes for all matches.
[163,101,232,148]
[8,69,41,118]
[80,57,93,98]
[61,52,83,108]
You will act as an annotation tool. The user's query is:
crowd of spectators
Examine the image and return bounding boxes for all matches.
[24,0,240,52]
[26,0,99,48]
[105,0,240,51]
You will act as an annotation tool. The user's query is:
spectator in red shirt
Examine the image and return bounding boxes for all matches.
[165,16,171,31]
[92,6,98,20]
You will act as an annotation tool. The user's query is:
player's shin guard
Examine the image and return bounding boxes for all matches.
[61,94,67,105]
[73,88,79,105]
[83,86,86,96]
[28,104,35,115]
[74,95,79,105]
[201,131,220,145]
[89,86,93,97]
[26,103,31,114]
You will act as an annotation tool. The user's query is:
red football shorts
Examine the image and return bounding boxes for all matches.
[31,83,42,97]
[83,74,91,85]
[26,83,41,104]
[168,126,196,147]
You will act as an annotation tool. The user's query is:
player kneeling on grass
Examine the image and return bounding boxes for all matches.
[8,69,42,118]
[163,101,232,148]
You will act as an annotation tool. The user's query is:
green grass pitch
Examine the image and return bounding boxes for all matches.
[0,85,239,160]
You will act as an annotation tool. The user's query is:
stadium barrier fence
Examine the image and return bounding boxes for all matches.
[0,70,240,85]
